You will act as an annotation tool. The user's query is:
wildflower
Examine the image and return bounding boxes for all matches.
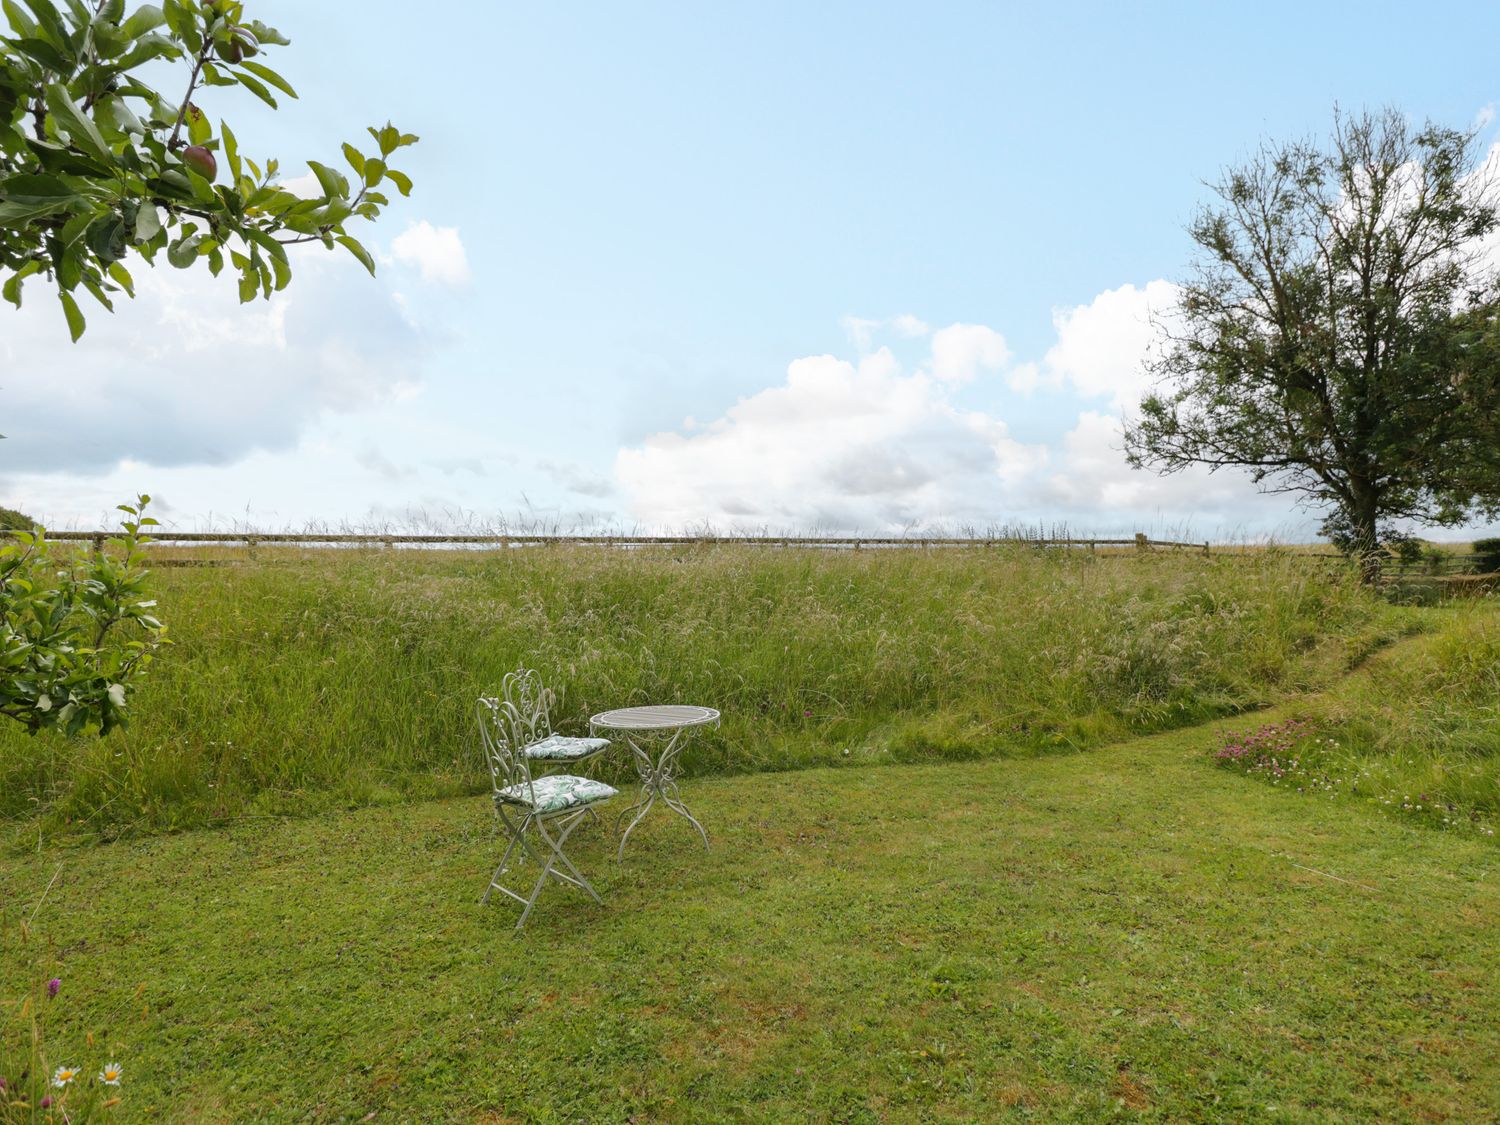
[47,977,60,998]
[98,1062,122,1086]
[52,1065,79,1087]
[40,1096,53,1109]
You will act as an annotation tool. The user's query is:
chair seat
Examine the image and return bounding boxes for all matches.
[523,733,612,762]
[495,774,618,814]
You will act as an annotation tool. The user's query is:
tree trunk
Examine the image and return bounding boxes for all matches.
[1348,487,1382,584]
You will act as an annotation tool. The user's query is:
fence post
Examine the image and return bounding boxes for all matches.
[1135,533,1149,553]
[91,533,105,555]
[1202,541,1210,558]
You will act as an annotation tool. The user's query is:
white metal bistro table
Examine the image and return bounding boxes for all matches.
[589,704,720,858]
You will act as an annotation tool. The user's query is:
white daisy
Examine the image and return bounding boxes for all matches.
[52,1065,79,1087]
[98,1062,123,1086]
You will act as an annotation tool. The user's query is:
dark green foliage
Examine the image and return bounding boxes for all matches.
[0,0,417,340]
[1473,537,1500,573]
[0,496,167,736]
[0,506,34,531]
[1126,109,1500,565]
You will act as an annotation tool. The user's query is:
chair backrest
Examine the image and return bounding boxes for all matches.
[476,694,533,799]
[475,668,556,801]
[500,667,556,746]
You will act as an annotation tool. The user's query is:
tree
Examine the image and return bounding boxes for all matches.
[1125,108,1500,567]
[0,0,417,341]
[0,496,167,736]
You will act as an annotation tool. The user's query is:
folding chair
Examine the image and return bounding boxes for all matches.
[476,694,618,930]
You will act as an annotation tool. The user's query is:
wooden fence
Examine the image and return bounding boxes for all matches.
[14,530,1212,555]
[12,531,1490,582]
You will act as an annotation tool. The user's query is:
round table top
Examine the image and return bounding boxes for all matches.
[590,704,721,732]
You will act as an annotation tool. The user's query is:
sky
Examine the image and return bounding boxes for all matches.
[6,0,1500,540]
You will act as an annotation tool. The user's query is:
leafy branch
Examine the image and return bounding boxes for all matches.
[0,0,419,340]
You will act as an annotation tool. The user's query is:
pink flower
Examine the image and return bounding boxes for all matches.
[40,1096,53,1109]
[46,978,60,998]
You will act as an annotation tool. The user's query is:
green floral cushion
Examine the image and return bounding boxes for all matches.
[523,734,612,761]
[495,774,618,814]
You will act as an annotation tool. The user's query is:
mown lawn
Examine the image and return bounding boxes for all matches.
[4,699,1498,1123]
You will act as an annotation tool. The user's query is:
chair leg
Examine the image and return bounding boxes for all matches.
[539,812,602,902]
[482,806,530,905]
[484,804,608,928]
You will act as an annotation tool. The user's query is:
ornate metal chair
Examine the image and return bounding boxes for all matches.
[476,690,618,930]
[494,668,612,775]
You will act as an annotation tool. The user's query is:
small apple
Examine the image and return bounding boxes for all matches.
[182,145,217,181]
[217,26,260,64]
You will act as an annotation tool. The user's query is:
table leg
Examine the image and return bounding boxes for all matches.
[613,727,711,856]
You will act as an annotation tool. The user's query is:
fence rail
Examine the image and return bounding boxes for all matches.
[12,531,1491,580]
[10,530,1214,554]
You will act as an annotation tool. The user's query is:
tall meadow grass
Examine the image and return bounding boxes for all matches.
[0,544,1398,839]
[1310,600,1500,827]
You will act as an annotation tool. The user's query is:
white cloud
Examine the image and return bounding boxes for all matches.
[391,221,472,286]
[841,313,932,352]
[616,346,1043,531]
[0,250,427,474]
[1026,280,1178,407]
[277,171,322,197]
[839,315,881,352]
[929,323,1010,385]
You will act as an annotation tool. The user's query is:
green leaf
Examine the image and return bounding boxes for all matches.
[100,95,146,136]
[336,234,374,276]
[106,259,134,297]
[161,0,200,51]
[0,171,74,204]
[2,1,39,36]
[8,34,71,71]
[111,30,178,70]
[221,119,240,180]
[385,169,412,197]
[238,59,296,98]
[59,287,84,341]
[166,232,203,268]
[81,272,114,311]
[341,142,364,178]
[237,269,257,302]
[133,202,161,242]
[20,0,70,48]
[306,159,348,201]
[120,3,165,38]
[185,103,211,146]
[233,68,276,109]
[2,260,41,308]
[362,158,384,188]
[44,83,113,165]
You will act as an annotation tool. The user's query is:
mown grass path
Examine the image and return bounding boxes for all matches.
[4,680,1498,1122]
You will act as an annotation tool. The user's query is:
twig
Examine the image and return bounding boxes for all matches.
[167,39,213,151]
[28,862,63,924]
[1274,853,1378,892]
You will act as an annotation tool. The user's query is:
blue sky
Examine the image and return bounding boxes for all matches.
[6,1,1500,538]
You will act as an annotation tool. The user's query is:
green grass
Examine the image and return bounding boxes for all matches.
[1214,599,1500,836]
[4,667,1498,1123]
[0,545,1404,841]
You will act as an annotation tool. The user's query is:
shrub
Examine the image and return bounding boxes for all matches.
[1472,538,1500,574]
